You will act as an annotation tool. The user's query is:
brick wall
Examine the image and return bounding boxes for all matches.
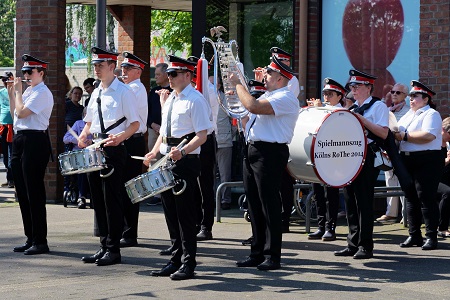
[15,0,67,201]
[109,5,151,91]
[419,0,450,116]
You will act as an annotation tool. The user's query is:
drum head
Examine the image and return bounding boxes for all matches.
[311,109,367,187]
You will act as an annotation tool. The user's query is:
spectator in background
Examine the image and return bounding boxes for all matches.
[437,117,450,238]
[83,78,95,107]
[376,83,409,224]
[63,107,92,209]
[0,80,14,188]
[146,63,172,207]
[65,86,84,128]
[213,77,233,210]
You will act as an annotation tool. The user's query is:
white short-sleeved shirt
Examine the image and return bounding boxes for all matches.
[127,79,148,134]
[397,105,442,152]
[84,77,139,135]
[288,76,300,98]
[354,97,389,143]
[246,86,300,144]
[160,84,212,155]
[14,82,54,132]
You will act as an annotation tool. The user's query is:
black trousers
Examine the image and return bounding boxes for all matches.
[122,135,146,240]
[313,183,339,232]
[402,150,443,239]
[437,182,450,231]
[161,156,201,268]
[12,131,50,245]
[280,168,296,228]
[244,142,289,262]
[343,148,378,251]
[194,133,217,231]
[87,145,127,253]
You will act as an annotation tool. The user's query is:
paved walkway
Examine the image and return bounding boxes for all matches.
[1,165,450,299]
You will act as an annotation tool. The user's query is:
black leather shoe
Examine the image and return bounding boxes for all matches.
[334,247,357,256]
[197,229,213,241]
[322,230,336,241]
[120,238,138,248]
[13,241,32,252]
[159,246,174,256]
[353,248,373,259]
[400,236,423,248]
[24,244,49,255]
[241,236,253,246]
[421,239,437,250]
[151,262,180,277]
[170,264,195,280]
[95,251,121,266]
[257,258,281,271]
[81,248,106,263]
[236,256,265,267]
[308,229,325,240]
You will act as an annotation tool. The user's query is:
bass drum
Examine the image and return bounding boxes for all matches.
[287,107,367,187]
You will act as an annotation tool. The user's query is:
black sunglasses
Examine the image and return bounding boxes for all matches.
[22,69,34,75]
[167,70,187,78]
[390,90,404,95]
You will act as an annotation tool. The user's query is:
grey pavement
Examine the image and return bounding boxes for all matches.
[1,164,450,299]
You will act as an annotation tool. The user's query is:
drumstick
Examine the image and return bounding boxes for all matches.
[86,131,125,149]
[67,125,80,141]
[131,156,157,162]
[150,138,188,170]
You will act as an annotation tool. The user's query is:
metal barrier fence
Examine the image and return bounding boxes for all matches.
[215,181,406,231]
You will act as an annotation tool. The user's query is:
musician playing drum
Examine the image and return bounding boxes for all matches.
[78,47,140,266]
[230,57,299,271]
[308,78,348,242]
[145,55,211,280]
[334,70,389,259]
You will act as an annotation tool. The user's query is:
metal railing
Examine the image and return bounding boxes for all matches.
[215,181,406,231]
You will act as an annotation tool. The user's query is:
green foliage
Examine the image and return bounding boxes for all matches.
[151,10,192,55]
[0,0,15,66]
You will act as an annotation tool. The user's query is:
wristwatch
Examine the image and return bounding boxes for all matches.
[181,149,186,157]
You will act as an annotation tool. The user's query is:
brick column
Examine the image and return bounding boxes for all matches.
[419,0,450,116]
[15,0,67,202]
[109,5,151,91]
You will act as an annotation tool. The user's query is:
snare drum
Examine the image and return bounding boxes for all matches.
[125,167,176,204]
[287,107,367,187]
[58,148,106,175]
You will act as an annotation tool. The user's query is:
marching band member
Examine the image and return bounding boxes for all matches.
[78,47,139,266]
[334,70,389,259]
[8,54,53,255]
[308,78,348,241]
[231,56,299,270]
[395,80,443,250]
[119,52,148,248]
[145,55,211,280]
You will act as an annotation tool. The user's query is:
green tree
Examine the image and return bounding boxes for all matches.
[0,0,15,66]
[151,10,192,55]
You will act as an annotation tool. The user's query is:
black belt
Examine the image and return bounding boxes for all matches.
[401,150,438,156]
[16,130,46,134]
[130,133,144,139]
[207,132,215,140]
[162,136,184,145]
[92,133,109,140]
[248,140,286,145]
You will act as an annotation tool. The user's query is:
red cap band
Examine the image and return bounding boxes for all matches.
[123,58,145,69]
[23,61,47,69]
[170,62,195,72]
[411,86,433,97]
[268,61,293,80]
[350,75,375,85]
[323,84,345,95]
[92,53,117,61]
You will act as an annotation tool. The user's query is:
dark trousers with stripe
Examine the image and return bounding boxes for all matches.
[12,131,50,245]
[122,135,146,240]
[87,145,127,253]
[194,133,217,231]
[313,183,339,232]
[343,148,378,251]
[161,156,201,268]
[244,142,289,262]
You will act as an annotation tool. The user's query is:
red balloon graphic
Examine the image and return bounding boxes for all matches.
[342,0,404,70]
